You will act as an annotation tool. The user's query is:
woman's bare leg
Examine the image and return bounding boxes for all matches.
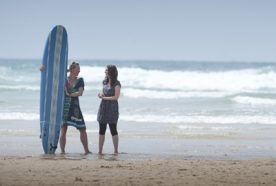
[80,129,91,154]
[59,125,67,154]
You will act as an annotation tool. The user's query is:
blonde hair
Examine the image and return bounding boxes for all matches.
[67,61,79,72]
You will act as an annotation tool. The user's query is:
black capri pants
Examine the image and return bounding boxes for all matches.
[99,123,118,136]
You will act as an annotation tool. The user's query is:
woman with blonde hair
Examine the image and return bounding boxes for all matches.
[60,62,91,154]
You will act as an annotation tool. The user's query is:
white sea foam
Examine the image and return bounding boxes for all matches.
[232,96,276,105]
[78,66,276,91]
[79,66,105,83]
[76,66,276,99]
[1,112,275,125]
[122,88,234,99]
[0,112,39,120]
[85,113,276,125]
[3,65,276,97]
[120,114,276,125]
[175,125,235,137]
[177,125,232,131]
[0,85,39,91]
[0,129,36,136]
[0,66,38,83]
[2,61,276,143]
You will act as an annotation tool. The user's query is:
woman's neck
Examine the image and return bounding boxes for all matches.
[69,74,76,80]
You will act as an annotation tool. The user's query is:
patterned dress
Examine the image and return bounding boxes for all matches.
[97,80,121,124]
[62,77,86,129]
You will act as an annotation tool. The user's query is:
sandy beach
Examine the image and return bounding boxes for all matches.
[1,155,276,186]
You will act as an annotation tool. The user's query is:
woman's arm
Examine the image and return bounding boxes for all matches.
[100,85,120,101]
[70,87,84,97]
[64,86,70,96]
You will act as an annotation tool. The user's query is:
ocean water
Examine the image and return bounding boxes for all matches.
[1,59,276,158]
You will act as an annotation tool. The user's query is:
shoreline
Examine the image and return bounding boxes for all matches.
[1,156,276,186]
[1,120,276,160]
[2,151,276,161]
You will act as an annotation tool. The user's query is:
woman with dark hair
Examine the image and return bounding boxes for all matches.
[97,65,121,155]
[60,62,91,154]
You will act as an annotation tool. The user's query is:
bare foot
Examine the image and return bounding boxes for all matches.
[84,151,92,155]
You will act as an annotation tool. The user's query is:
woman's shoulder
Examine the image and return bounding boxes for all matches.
[76,77,84,87]
[77,77,84,83]
[115,80,121,88]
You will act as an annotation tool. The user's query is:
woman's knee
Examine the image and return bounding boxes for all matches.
[99,123,107,135]
[79,128,87,134]
[61,125,68,135]
[109,124,118,136]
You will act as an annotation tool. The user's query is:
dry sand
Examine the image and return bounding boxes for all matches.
[1,156,276,186]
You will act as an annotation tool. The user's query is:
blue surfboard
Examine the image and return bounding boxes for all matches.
[40,25,68,154]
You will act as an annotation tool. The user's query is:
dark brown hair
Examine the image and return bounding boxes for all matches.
[104,65,118,86]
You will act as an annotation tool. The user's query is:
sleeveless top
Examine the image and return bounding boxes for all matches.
[97,80,121,124]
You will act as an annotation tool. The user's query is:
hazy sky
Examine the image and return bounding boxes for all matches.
[0,0,276,62]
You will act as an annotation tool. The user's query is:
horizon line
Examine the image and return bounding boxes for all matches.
[0,57,275,64]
